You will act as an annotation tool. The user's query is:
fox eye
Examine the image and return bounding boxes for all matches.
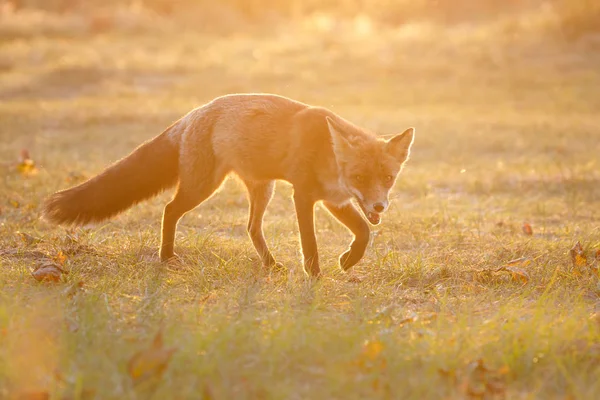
[354,175,364,182]
[385,175,394,182]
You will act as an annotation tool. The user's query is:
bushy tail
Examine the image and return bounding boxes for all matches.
[42,126,180,226]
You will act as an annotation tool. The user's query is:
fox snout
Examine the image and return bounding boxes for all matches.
[372,202,386,213]
[352,191,391,225]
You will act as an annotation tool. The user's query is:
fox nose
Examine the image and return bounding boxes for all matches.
[373,203,385,213]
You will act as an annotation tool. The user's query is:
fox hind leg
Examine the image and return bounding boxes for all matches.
[245,180,280,268]
[160,145,227,262]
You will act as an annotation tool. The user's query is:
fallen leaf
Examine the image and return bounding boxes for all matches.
[127,330,176,385]
[17,232,41,246]
[506,267,529,284]
[522,222,533,236]
[569,241,588,276]
[495,266,529,284]
[570,241,586,267]
[16,149,38,176]
[10,200,20,208]
[31,261,66,283]
[53,251,67,266]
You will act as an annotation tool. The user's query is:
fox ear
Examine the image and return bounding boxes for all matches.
[326,116,357,160]
[385,127,415,163]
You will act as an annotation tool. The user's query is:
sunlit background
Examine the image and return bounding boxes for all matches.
[1,1,599,399]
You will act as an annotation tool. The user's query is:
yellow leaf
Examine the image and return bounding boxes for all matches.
[53,251,67,266]
[17,159,38,176]
[127,330,176,385]
[569,241,587,269]
[17,232,41,246]
[506,267,529,284]
[496,266,529,284]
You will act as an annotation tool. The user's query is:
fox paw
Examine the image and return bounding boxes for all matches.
[267,261,287,273]
[339,250,353,271]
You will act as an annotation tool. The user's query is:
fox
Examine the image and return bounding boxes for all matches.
[42,93,415,277]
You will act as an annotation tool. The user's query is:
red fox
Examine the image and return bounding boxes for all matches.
[43,94,414,277]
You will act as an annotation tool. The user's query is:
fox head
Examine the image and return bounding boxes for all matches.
[326,116,414,225]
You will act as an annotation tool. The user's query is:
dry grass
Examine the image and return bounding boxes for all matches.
[1,5,600,399]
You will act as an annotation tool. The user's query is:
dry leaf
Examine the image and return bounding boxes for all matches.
[10,199,20,208]
[16,149,38,176]
[569,241,587,274]
[495,266,529,284]
[522,222,533,236]
[127,330,176,385]
[53,251,67,266]
[31,261,66,283]
[505,267,529,284]
[17,232,41,246]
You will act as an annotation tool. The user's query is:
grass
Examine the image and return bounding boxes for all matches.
[1,6,600,400]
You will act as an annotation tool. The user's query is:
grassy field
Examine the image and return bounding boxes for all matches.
[1,3,600,399]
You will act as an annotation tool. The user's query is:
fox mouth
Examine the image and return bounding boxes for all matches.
[356,202,381,225]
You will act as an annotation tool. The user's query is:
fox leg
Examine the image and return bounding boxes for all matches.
[323,201,371,271]
[245,180,278,268]
[293,193,320,277]
[160,146,227,262]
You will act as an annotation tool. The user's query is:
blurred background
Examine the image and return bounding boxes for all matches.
[1,0,599,210]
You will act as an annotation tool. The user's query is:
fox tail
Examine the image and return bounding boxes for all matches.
[42,125,180,226]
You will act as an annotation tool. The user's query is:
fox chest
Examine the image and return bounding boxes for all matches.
[319,181,352,206]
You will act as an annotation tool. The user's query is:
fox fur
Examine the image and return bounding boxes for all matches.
[43,93,415,276]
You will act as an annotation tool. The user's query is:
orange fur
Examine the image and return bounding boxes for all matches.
[42,93,415,277]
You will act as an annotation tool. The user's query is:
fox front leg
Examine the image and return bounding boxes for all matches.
[323,202,371,270]
[293,193,320,277]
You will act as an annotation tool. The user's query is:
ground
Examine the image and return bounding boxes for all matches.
[0,6,599,399]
